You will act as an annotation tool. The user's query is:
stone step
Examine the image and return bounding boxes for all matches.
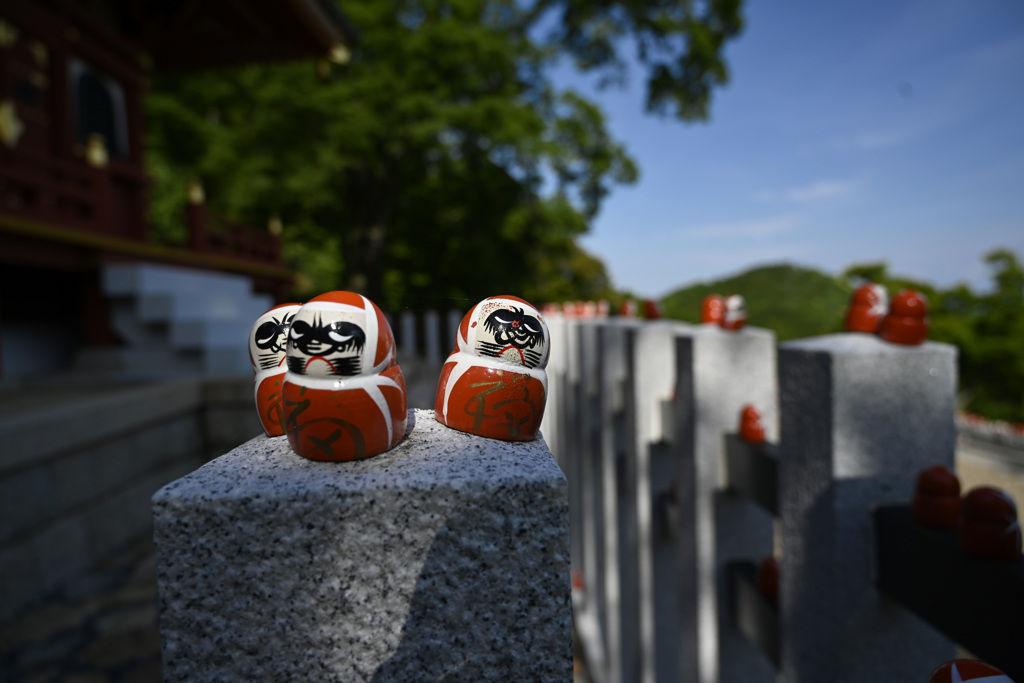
[137,292,272,324]
[103,263,253,299]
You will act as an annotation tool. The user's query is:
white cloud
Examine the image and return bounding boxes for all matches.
[756,179,860,204]
[785,179,859,202]
[688,214,802,238]
[825,131,913,151]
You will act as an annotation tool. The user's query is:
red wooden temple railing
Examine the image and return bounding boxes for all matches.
[186,194,282,268]
[1,139,285,272]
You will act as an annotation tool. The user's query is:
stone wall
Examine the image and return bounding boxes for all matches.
[0,376,261,624]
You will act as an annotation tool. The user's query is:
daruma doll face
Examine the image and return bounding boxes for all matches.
[250,303,303,437]
[285,291,395,379]
[250,304,301,372]
[281,291,406,461]
[473,300,548,369]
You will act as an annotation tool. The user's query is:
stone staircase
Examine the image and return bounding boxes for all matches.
[75,263,272,377]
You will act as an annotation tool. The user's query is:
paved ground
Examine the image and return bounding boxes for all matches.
[1,410,1018,681]
[0,534,161,683]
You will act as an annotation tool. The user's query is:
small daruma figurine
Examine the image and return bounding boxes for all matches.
[249,303,302,436]
[282,291,407,461]
[435,295,549,441]
[957,486,1022,560]
[844,283,888,333]
[926,659,1015,683]
[912,465,961,529]
[642,299,663,320]
[879,289,929,345]
[721,294,747,331]
[738,404,766,444]
[757,556,779,603]
[701,294,725,324]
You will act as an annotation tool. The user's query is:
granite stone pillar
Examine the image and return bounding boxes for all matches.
[778,334,957,683]
[152,409,572,682]
[675,325,778,683]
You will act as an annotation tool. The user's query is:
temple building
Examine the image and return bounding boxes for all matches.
[0,0,356,379]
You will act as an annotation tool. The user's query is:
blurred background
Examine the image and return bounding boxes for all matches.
[0,0,1021,680]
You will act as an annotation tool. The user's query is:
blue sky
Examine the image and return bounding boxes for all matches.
[554,0,1024,297]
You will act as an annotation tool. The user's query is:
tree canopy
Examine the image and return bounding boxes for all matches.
[145,0,744,310]
[662,250,1024,424]
[842,251,1024,424]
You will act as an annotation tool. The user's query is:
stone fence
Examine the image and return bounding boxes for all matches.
[542,315,1022,683]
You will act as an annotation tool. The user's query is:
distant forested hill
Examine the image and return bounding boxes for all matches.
[658,252,1023,423]
[659,263,851,341]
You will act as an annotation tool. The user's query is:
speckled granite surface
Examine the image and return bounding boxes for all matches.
[152,409,572,682]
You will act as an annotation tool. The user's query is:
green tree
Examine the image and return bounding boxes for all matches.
[661,263,850,340]
[840,253,1024,422]
[960,249,1024,422]
[145,0,743,307]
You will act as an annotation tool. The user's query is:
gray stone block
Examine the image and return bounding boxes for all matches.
[0,379,203,473]
[0,537,46,623]
[152,409,571,682]
[46,414,204,519]
[88,458,202,560]
[203,405,262,455]
[0,466,55,544]
[677,325,778,683]
[202,376,255,405]
[778,334,957,683]
[31,515,92,592]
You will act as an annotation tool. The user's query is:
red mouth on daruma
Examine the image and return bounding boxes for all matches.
[500,345,525,364]
[304,356,337,373]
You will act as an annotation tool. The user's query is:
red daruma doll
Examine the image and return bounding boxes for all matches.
[282,291,408,462]
[249,303,302,436]
[926,660,1015,682]
[879,289,929,345]
[435,296,549,441]
[701,294,725,324]
[844,283,888,333]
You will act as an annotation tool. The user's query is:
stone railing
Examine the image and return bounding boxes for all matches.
[542,315,1024,683]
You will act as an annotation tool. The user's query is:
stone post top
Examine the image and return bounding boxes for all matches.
[779,332,955,356]
[152,409,564,505]
[690,324,773,340]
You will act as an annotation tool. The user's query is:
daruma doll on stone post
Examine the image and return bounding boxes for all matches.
[249,303,302,437]
[281,291,408,462]
[434,295,549,441]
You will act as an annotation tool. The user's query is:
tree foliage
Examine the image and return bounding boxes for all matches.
[841,253,1024,421]
[660,263,850,341]
[145,0,744,310]
[664,251,1024,423]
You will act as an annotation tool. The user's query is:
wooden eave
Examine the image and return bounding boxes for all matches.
[104,0,359,72]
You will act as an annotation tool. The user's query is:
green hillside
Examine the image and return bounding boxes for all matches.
[660,263,851,341]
